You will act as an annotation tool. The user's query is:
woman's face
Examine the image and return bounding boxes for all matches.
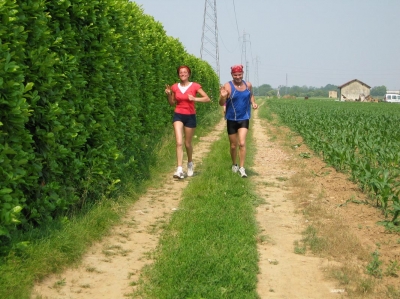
[179,68,190,81]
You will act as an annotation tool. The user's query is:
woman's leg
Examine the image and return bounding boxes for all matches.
[184,126,195,162]
[173,121,184,167]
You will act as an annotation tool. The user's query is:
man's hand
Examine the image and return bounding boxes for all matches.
[220,85,228,98]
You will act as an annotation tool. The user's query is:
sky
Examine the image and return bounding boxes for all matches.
[132,0,400,90]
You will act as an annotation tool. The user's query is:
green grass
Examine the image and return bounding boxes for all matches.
[0,110,222,299]
[134,123,259,298]
[0,198,125,299]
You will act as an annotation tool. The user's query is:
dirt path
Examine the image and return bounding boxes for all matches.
[252,111,341,298]
[32,111,346,299]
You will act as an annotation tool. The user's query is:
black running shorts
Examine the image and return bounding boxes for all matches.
[227,119,249,135]
[173,113,197,128]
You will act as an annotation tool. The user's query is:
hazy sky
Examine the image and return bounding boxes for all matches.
[133,0,400,89]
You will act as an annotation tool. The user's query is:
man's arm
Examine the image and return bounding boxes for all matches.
[219,83,230,106]
[248,82,258,109]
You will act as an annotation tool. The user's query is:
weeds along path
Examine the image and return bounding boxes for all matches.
[31,118,226,299]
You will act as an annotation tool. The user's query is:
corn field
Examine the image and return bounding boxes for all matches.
[266,99,400,227]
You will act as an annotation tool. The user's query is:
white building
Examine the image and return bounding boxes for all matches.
[338,79,371,101]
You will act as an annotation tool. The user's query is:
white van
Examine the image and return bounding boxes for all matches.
[384,93,400,103]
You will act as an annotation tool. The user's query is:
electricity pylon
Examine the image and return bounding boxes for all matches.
[200,0,220,78]
[241,31,251,82]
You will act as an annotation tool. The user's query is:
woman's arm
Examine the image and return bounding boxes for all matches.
[188,88,210,103]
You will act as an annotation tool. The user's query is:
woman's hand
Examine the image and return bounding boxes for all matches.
[165,84,172,95]
[165,84,176,106]
[188,94,196,101]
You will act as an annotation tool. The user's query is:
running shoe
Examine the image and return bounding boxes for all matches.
[232,164,239,173]
[173,168,184,179]
[239,167,247,178]
[187,161,194,177]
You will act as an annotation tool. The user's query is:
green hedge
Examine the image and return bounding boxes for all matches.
[0,0,220,239]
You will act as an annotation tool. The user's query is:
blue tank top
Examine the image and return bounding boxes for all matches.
[225,80,252,121]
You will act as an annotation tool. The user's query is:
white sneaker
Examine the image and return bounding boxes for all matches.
[239,167,247,178]
[232,164,239,173]
[173,168,184,179]
[187,162,194,177]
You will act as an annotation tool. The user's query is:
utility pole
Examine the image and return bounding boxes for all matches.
[254,56,260,95]
[277,85,282,98]
[200,0,220,78]
[285,73,288,95]
[241,31,251,82]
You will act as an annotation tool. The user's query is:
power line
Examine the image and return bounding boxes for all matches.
[217,26,240,54]
[232,0,241,41]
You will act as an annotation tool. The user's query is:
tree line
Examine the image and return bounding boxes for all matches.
[254,84,388,98]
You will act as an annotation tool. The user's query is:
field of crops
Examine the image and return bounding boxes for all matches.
[265,99,400,227]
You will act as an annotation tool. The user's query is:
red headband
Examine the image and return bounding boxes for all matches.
[231,64,244,73]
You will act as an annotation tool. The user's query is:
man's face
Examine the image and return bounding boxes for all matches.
[231,72,243,82]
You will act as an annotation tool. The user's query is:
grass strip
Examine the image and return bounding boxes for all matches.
[136,125,259,299]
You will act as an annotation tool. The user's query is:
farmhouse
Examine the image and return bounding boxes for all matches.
[328,90,337,98]
[338,79,371,101]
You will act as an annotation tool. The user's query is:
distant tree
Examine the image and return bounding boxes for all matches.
[266,90,276,97]
[254,84,273,96]
[255,83,386,98]
[324,84,338,90]
[291,85,302,97]
[370,85,386,97]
